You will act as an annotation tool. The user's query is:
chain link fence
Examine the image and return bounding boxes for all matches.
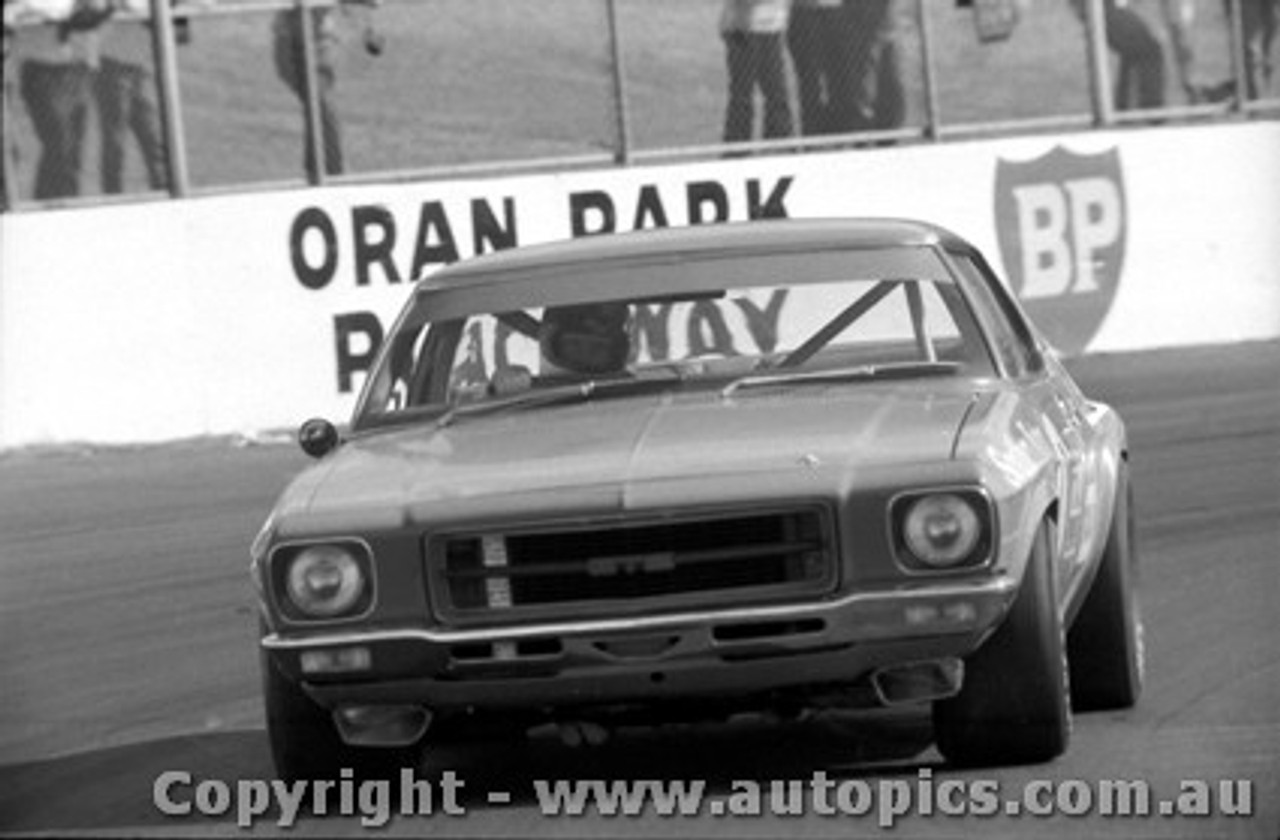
[3,0,1277,209]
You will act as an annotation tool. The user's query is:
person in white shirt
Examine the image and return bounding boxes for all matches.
[7,0,110,198]
[719,0,794,144]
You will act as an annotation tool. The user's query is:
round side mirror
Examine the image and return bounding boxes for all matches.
[298,418,340,459]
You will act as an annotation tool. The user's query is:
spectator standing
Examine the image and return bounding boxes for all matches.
[1235,0,1277,99]
[94,0,173,194]
[844,0,905,131]
[788,0,903,139]
[3,8,15,208]
[719,0,794,145]
[787,0,844,135]
[1195,0,1276,101]
[8,0,110,199]
[1073,0,1195,110]
[272,3,343,177]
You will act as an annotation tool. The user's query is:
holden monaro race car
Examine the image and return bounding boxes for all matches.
[251,218,1142,780]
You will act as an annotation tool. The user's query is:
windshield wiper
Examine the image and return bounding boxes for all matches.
[435,383,593,429]
[435,376,674,429]
[721,361,960,398]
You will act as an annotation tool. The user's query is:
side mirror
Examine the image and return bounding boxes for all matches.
[298,418,340,459]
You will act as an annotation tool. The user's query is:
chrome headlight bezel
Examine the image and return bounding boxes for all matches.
[268,538,376,623]
[888,488,996,574]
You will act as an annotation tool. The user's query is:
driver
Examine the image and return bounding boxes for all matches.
[539,302,632,377]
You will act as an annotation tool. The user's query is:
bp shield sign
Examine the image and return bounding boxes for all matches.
[994,146,1127,356]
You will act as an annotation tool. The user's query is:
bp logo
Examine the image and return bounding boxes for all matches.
[994,146,1127,356]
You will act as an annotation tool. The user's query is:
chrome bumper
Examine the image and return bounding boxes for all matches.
[262,575,1017,709]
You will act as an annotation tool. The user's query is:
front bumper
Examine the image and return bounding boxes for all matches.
[262,575,1017,712]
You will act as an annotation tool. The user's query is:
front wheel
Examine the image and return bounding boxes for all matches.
[1068,466,1143,711]
[933,522,1071,767]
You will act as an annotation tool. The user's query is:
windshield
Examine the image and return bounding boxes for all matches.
[353,271,993,431]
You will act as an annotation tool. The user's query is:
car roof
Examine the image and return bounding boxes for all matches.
[412,218,973,318]
[426,218,964,283]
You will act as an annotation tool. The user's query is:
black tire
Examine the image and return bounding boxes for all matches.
[1067,466,1143,711]
[260,648,424,782]
[933,522,1071,767]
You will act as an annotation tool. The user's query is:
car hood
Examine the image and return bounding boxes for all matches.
[275,384,979,533]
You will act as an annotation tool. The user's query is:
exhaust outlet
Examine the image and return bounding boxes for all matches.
[871,658,964,706]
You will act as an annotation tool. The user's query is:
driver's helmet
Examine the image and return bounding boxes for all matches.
[540,302,631,376]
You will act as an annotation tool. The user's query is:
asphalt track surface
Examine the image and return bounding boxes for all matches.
[1,341,1277,838]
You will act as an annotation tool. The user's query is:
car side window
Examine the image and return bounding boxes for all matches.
[949,252,1038,377]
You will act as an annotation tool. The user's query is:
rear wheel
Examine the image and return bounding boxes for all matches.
[933,522,1071,767]
[1068,466,1143,710]
[261,648,424,782]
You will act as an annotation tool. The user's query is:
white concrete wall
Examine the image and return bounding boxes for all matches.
[2,121,1277,448]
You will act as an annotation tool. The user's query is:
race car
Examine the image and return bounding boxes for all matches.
[251,218,1142,779]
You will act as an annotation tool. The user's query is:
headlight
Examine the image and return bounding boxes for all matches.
[274,542,372,620]
[895,491,991,571]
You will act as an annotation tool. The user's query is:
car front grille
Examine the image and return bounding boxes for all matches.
[430,508,835,623]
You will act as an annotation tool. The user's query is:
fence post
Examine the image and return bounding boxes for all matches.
[2,82,17,208]
[1226,0,1248,111]
[1081,0,1113,126]
[915,0,941,140]
[152,0,191,196]
[298,0,329,185]
[605,0,632,164]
